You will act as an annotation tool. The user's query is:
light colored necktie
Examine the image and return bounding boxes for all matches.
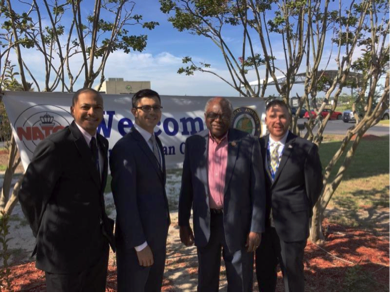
[270,143,281,178]
[149,135,161,166]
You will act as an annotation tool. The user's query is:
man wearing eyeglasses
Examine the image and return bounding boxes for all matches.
[110,89,170,291]
[179,97,266,291]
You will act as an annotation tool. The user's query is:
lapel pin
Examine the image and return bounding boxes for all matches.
[288,144,293,149]
[231,141,237,147]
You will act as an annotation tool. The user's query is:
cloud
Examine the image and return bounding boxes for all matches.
[102,51,240,96]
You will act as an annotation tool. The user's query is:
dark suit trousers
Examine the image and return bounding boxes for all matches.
[117,244,166,292]
[255,227,307,292]
[197,213,254,292]
[45,233,109,292]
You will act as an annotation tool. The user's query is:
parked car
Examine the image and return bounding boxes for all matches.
[291,107,306,118]
[343,110,362,123]
[343,108,389,122]
[304,109,343,120]
[382,109,389,120]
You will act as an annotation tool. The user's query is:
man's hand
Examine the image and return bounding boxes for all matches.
[136,245,154,267]
[246,232,261,252]
[180,226,195,246]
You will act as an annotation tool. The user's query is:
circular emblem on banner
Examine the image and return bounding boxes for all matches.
[232,107,261,136]
[14,105,72,153]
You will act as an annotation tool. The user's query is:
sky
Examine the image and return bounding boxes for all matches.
[2,0,386,97]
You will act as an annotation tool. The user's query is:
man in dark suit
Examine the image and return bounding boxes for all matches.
[18,88,115,291]
[255,100,323,291]
[110,89,170,291]
[179,97,266,291]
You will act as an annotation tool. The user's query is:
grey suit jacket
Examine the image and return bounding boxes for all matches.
[260,132,323,242]
[110,127,170,251]
[179,128,266,252]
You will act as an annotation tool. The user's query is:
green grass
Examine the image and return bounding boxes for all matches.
[377,119,389,126]
[319,135,389,180]
[336,105,349,112]
[0,165,6,171]
[343,265,387,291]
[320,136,389,228]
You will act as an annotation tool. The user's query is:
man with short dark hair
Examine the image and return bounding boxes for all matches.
[255,99,323,291]
[179,97,266,291]
[19,88,115,291]
[110,89,170,291]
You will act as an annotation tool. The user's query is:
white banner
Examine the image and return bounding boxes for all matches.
[3,92,266,170]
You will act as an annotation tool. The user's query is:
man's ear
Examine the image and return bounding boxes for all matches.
[70,106,74,117]
[131,108,137,117]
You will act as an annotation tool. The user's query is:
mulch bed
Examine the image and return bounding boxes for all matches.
[2,221,388,292]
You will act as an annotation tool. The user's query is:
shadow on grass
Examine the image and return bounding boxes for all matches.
[326,186,390,235]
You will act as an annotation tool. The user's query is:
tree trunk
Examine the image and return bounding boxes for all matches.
[0,138,21,214]
[309,201,325,244]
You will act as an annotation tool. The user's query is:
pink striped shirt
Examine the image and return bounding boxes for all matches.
[208,133,228,209]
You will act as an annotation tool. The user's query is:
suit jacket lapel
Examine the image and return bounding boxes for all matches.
[131,128,164,181]
[200,131,210,201]
[263,135,273,181]
[70,121,101,189]
[156,135,166,184]
[224,129,240,195]
[272,132,296,185]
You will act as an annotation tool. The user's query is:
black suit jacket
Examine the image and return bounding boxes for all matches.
[110,127,170,252]
[179,128,266,252]
[260,132,323,242]
[18,121,115,274]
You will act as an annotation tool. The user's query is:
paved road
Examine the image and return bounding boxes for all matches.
[296,118,389,136]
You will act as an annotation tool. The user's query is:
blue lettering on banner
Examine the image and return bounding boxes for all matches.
[98,111,115,138]
[118,118,134,136]
[99,112,205,138]
[180,142,186,154]
[163,118,179,136]
[179,117,204,135]
[163,145,176,155]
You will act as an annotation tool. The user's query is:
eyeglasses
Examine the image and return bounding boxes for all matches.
[134,105,163,112]
[206,112,231,120]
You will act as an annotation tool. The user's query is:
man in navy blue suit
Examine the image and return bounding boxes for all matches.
[110,89,170,291]
[256,100,323,291]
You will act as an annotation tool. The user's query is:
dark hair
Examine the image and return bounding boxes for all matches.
[265,99,289,112]
[72,88,102,106]
[132,89,161,108]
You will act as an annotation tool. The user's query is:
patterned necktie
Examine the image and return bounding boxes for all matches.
[149,135,161,167]
[90,137,100,173]
[270,143,281,180]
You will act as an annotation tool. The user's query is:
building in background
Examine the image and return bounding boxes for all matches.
[97,78,151,94]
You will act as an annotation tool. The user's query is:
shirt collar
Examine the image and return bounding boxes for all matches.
[75,122,96,146]
[208,131,228,144]
[269,130,289,147]
[134,123,153,142]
